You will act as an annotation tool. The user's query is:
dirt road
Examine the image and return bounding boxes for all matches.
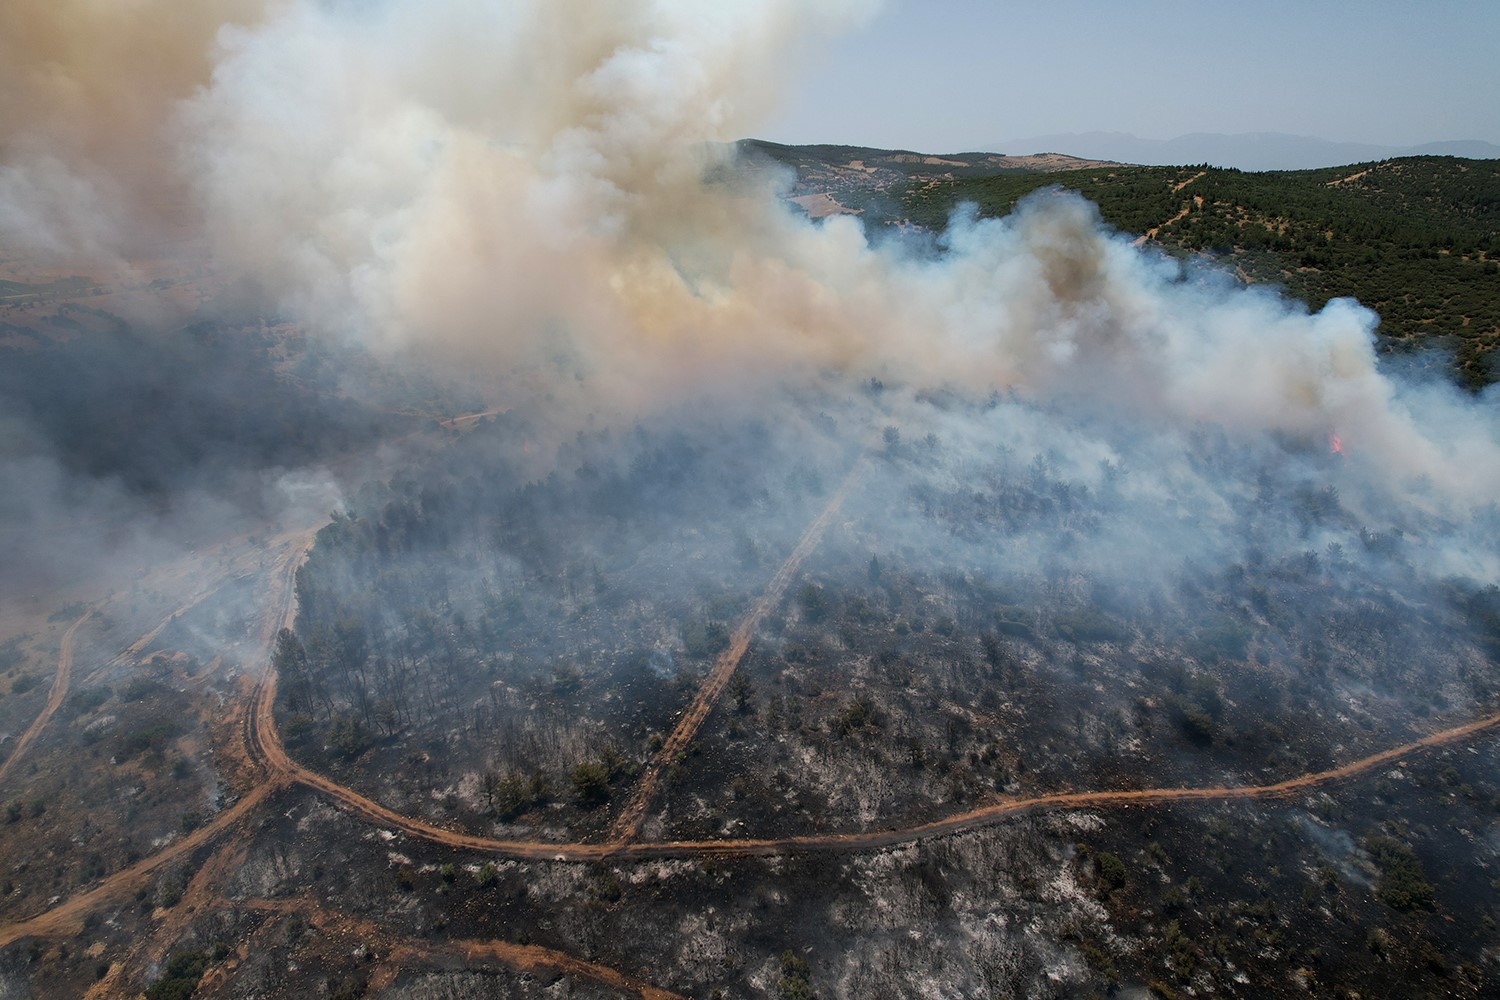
[233,899,687,1000]
[0,535,316,947]
[1132,170,1207,247]
[7,418,1500,999]
[439,407,508,430]
[0,609,91,786]
[252,696,1500,863]
[0,778,280,949]
[234,466,1500,863]
[114,581,227,665]
[606,455,870,844]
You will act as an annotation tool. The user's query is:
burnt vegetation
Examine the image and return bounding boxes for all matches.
[277,408,853,836]
[266,372,1500,995]
[5,142,1500,998]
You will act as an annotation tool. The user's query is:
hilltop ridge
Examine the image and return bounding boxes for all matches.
[981,130,1500,172]
[748,141,1500,388]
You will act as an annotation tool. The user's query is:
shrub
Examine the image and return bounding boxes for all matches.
[778,950,814,1000]
[1179,705,1215,745]
[571,761,610,807]
[1365,835,1436,912]
[1095,852,1127,892]
[115,720,181,759]
[145,948,210,1000]
[1053,609,1126,644]
[327,715,370,759]
[798,584,829,624]
[682,621,731,659]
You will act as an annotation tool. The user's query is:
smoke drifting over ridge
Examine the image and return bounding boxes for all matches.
[3,2,1499,540]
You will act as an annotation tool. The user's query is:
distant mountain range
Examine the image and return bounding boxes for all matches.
[984,131,1500,172]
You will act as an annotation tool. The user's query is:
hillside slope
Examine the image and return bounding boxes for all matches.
[900,157,1500,387]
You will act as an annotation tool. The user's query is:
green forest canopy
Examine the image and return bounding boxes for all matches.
[898,157,1500,389]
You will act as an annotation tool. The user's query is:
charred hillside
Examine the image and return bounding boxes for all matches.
[266,376,1500,995]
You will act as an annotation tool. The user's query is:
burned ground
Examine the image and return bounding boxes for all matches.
[278,386,1500,850]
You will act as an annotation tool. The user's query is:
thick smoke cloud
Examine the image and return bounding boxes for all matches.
[168,0,1498,510]
[3,0,1498,568]
[0,0,270,257]
[180,1,881,387]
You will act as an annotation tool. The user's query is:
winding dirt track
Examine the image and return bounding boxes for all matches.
[236,458,1500,863]
[243,534,316,771]
[0,780,280,950]
[1132,169,1207,247]
[0,609,91,786]
[0,526,299,790]
[114,581,227,666]
[440,407,508,430]
[606,455,870,843]
[227,899,687,1000]
[447,938,686,1000]
[0,538,321,950]
[9,420,1500,995]
[258,694,1500,862]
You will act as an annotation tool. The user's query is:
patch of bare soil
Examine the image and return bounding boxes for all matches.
[788,192,859,219]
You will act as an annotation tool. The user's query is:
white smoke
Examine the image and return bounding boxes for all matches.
[3,0,1498,516]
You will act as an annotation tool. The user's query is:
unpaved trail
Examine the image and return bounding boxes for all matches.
[0,524,302,786]
[440,407,508,430]
[652,706,1500,858]
[265,533,316,641]
[114,582,227,665]
[605,454,870,844]
[1133,170,1207,246]
[242,534,316,772]
[448,938,686,1000]
[0,609,91,786]
[226,899,687,1000]
[255,701,1500,863]
[235,452,1500,863]
[0,778,280,949]
[0,535,315,949]
[1328,167,1372,187]
[1171,170,1207,194]
[11,416,1500,999]
[143,839,252,967]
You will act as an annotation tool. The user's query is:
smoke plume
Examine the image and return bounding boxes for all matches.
[3,0,1499,561]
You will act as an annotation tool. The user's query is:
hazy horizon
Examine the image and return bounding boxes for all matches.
[764,0,1500,155]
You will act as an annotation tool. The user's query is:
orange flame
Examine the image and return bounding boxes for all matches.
[1329,433,1343,456]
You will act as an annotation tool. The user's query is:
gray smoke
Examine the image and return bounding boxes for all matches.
[2,0,1497,587]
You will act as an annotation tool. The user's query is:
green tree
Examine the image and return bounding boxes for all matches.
[682,620,730,659]
[484,771,531,819]
[729,672,753,713]
[273,628,313,715]
[1366,835,1436,912]
[778,950,815,1000]
[798,583,828,623]
[1095,852,1127,893]
[571,761,610,807]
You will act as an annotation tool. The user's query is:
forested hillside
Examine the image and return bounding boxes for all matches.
[900,158,1500,387]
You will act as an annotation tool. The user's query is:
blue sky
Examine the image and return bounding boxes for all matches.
[764,0,1500,151]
